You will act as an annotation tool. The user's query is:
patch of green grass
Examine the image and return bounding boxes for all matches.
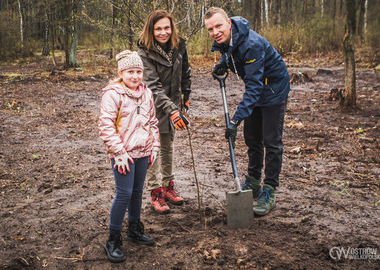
[374,193,380,206]
[355,127,364,134]
[3,73,24,78]
[329,180,351,199]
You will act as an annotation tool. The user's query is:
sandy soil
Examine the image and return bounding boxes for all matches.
[0,56,379,269]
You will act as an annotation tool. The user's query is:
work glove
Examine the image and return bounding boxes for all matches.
[183,92,190,110]
[225,121,238,149]
[148,151,157,169]
[212,62,228,77]
[113,152,134,175]
[170,110,189,130]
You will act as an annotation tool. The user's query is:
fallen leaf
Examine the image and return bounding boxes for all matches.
[210,249,221,260]
[203,250,211,260]
[290,146,301,153]
[287,121,304,129]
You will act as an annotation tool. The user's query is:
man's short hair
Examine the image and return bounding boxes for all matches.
[204,7,229,20]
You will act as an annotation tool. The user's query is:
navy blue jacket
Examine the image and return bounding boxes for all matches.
[211,17,290,123]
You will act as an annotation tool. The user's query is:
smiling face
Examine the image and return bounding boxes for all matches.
[153,17,172,46]
[118,68,143,91]
[204,12,232,45]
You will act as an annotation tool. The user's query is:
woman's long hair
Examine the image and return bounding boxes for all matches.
[139,10,179,51]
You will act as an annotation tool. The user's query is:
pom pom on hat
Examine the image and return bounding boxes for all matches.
[116,50,144,71]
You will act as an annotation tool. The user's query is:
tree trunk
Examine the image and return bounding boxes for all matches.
[263,0,269,27]
[364,0,368,41]
[302,0,308,20]
[64,0,71,66]
[17,0,24,49]
[266,0,271,26]
[332,0,336,36]
[321,0,324,17]
[110,1,118,59]
[338,0,343,16]
[42,0,50,56]
[49,3,57,67]
[284,0,291,23]
[342,0,356,108]
[274,0,281,24]
[69,25,79,67]
[241,0,255,29]
[69,0,80,67]
[357,0,365,41]
[254,0,262,31]
[127,7,133,50]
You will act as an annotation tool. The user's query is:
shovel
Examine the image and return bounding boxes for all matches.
[213,71,254,229]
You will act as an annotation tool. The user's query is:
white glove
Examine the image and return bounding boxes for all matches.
[114,152,134,175]
[148,151,157,169]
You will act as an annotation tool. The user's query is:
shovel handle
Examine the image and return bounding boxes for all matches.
[213,71,228,88]
[216,72,242,192]
[229,137,241,192]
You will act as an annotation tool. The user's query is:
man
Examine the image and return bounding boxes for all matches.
[204,7,290,216]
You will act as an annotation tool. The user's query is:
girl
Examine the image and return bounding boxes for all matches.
[138,10,192,214]
[98,50,159,263]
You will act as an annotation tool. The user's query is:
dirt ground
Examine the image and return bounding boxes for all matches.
[0,54,379,270]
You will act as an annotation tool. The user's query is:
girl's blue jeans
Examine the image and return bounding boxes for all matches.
[109,156,149,232]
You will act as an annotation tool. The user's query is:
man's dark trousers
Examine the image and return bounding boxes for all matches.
[243,98,287,188]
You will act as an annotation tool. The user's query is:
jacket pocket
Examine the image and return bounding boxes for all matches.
[263,78,276,94]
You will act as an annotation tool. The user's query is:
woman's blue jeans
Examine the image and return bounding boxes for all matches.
[109,156,149,232]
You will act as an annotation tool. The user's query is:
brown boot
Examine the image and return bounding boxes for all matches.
[162,181,184,205]
[151,187,170,214]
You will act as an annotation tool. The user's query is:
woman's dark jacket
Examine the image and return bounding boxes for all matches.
[138,38,191,133]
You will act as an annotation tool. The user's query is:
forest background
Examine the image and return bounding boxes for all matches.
[0,0,379,68]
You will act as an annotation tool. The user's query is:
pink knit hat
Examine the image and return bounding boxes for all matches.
[115,50,144,72]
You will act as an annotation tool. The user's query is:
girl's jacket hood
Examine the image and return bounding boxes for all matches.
[98,82,160,159]
[211,16,290,122]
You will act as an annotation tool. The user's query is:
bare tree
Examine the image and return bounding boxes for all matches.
[342,0,356,108]
[110,0,118,59]
[42,0,50,56]
[254,0,261,31]
[69,0,80,67]
[263,0,269,27]
[274,0,281,25]
[63,0,70,65]
[321,0,324,17]
[241,0,255,29]
[364,0,368,40]
[357,0,365,41]
[17,0,24,49]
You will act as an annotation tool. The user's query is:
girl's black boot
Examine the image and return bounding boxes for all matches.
[104,231,126,263]
[126,220,155,245]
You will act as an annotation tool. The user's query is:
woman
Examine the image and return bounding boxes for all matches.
[138,10,191,214]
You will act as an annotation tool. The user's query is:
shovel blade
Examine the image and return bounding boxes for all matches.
[226,190,254,229]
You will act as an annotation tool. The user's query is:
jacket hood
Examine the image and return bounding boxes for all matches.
[102,81,147,99]
[211,16,251,54]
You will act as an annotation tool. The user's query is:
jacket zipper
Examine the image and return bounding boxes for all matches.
[230,54,240,82]
[265,78,275,93]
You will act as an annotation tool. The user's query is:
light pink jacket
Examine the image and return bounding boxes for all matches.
[98,82,160,159]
